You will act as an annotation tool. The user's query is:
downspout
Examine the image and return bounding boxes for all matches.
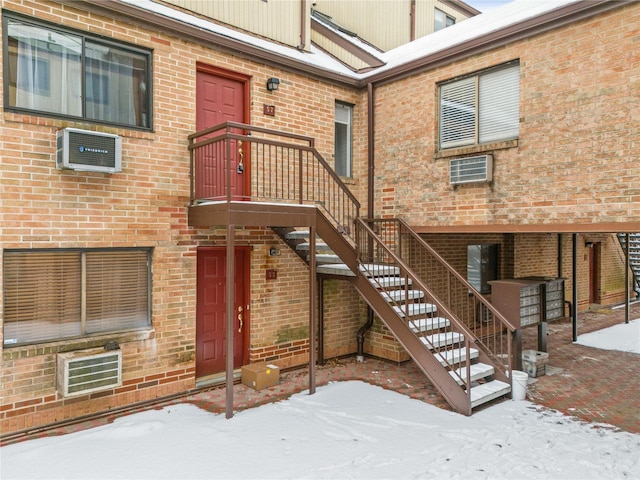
[357,83,376,362]
[367,82,375,218]
[410,0,416,42]
[299,0,308,50]
[357,308,374,362]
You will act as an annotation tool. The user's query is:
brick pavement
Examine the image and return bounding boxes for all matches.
[4,303,638,445]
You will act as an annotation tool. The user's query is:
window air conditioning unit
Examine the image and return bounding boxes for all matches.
[57,348,122,397]
[56,128,122,173]
[450,154,493,185]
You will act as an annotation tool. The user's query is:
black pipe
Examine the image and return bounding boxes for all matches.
[357,307,374,361]
[572,233,578,342]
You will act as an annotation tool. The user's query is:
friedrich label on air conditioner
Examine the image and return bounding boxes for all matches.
[79,146,109,154]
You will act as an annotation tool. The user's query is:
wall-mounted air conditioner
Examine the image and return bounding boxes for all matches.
[56,128,122,173]
[57,348,122,397]
[450,154,493,185]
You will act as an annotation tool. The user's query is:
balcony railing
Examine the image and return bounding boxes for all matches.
[188,122,360,240]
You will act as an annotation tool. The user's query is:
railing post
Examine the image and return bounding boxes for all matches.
[298,149,303,204]
[226,128,232,201]
[189,141,195,204]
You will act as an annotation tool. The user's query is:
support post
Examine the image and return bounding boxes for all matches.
[572,233,578,342]
[318,276,324,365]
[308,225,317,394]
[225,224,235,419]
[626,233,630,324]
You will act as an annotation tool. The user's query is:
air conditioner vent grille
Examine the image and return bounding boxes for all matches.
[57,349,122,397]
[450,155,493,185]
[56,128,122,173]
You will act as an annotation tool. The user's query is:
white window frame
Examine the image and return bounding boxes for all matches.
[3,248,152,347]
[435,8,455,31]
[439,62,520,150]
[334,102,353,178]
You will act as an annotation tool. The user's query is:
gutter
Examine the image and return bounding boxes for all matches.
[76,0,359,88]
[76,0,621,91]
[365,0,620,86]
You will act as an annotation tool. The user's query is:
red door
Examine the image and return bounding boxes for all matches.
[196,68,248,200]
[196,248,248,378]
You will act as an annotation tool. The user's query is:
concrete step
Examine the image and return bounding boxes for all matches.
[370,276,412,289]
[313,254,342,264]
[296,242,332,252]
[421,331,464,349]
[409,317,450,333]
[360,264,400,277]
[380,289,425,303]
[393,303,437,318]
[432,347,479,366]
[285,230,313,240]
[450,362,495,386]
[470,380,511,409]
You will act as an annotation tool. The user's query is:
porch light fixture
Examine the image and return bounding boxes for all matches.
[269,247,280,256]
[266,77,280,91]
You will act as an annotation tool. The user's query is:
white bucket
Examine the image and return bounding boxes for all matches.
[511,370,528,401]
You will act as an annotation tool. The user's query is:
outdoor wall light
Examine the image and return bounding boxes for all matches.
[266,77,280,91]
[269,247,280,256]
[585,241,594,248]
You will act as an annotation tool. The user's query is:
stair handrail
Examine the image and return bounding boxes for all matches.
[189,122,360,243]
[355,219,480,391]
[356,218,517,380]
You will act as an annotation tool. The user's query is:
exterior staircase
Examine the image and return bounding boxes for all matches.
[617,233,640,295]
[188,121,518,416]
[273,215,516,414]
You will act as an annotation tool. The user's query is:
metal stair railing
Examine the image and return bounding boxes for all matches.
[188,122,360,244]
[617,233,640,295]
[356,218,517,383]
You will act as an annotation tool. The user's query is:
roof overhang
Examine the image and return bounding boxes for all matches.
[63,0,625,90]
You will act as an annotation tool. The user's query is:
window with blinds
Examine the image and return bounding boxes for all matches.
[3,249,151,347]
[439,63,520,150]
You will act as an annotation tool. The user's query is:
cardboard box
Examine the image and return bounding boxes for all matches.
[522,350,549,378]
[241,362,280,390]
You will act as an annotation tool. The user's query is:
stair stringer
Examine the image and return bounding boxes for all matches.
[315,210,473,415]
[349,273,473,415]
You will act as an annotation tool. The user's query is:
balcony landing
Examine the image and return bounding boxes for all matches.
[188,201,318,228]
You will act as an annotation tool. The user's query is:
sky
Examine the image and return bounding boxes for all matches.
[1,319,638,480]
[465,0,514,13]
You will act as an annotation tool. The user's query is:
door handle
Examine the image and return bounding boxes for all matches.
[238,312,243,332]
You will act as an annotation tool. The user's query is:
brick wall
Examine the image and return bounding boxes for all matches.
[373,3,640,229]
[0,0,366,434]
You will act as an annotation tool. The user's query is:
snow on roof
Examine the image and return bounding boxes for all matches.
[372,0,579,77]
[121,0,580,81]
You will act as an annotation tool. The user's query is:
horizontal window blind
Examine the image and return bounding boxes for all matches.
[439,62,520,150]
[86,250,150,334]
[439,77,476,149]
[4,252,82,345]
[479,65,520,143]
[3,249,150,346]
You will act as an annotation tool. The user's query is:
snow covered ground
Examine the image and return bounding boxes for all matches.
[1,320,639,480]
